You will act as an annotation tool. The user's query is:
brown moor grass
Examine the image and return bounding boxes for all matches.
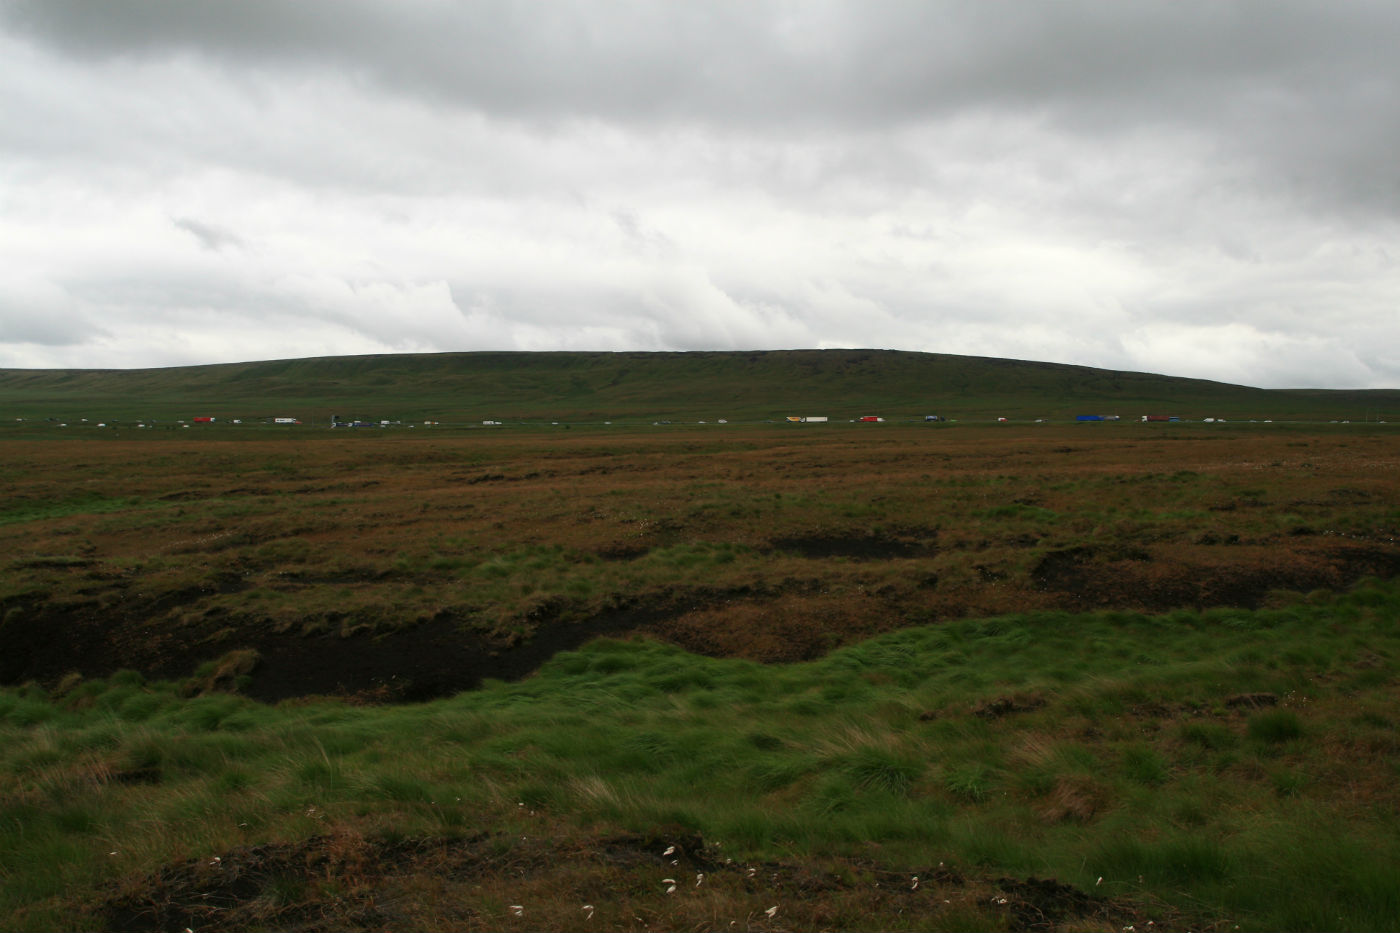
[3,422,1398,700]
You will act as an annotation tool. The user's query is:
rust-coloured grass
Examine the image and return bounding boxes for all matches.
[3,422,1398,700]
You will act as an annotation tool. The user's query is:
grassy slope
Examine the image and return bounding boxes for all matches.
[2,349,1398,423]
[3,582,1400,931]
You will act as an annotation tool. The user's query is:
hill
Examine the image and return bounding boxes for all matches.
[1,349,1396,423]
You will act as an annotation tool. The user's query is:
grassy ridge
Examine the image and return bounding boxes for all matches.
[4,582,1400,930]
[2,349,1398,422]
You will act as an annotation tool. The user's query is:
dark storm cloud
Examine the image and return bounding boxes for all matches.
[2,1,1392,124]
[6,0,1397,214]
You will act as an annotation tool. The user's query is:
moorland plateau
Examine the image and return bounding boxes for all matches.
[2,350,1399,931]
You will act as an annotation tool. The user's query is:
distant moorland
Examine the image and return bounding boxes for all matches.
[2,348,1398,424]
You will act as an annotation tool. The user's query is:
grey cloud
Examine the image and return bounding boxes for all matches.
[2,1,1398,387]
[5,1,1395,125]
[0,308,89,346]
[7,0,1397,218]
[0,279,94,346]
[610,209,676,260]
[173,217,243,252]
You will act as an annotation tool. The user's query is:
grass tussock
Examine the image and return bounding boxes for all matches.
[2,581,1400,930]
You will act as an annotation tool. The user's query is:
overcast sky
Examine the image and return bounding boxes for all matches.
[1,1,1397,387]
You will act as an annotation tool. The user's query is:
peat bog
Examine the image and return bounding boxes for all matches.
[4,421,1400,931]
[3,423,1397,700]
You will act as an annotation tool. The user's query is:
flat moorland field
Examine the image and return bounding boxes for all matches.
[3,421,1400,931]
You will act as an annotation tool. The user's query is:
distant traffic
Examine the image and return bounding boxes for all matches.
[12,412,1386,430]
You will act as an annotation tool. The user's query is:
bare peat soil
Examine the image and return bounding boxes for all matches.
[97,826,1183,933]
[3,424,1399,701]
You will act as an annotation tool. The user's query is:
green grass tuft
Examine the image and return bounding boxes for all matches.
[1249,709,1304,744]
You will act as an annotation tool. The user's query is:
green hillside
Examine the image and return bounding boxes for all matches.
[0,349,1396,423]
